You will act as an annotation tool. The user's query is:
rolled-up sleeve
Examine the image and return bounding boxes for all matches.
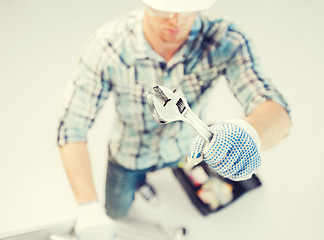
[57,33,111,146]
[224,23,290,116]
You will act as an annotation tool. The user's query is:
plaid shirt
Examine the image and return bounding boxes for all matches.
[57,10,290,170]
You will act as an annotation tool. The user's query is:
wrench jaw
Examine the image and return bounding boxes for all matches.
[147,85,213,142]
[147,93,168,125]
[147,86,183,125]
[147,86,197,125]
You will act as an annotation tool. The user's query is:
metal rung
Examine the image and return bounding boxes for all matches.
[0,219,187,240]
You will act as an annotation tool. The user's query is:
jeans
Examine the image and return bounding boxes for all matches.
[105,159,179,220]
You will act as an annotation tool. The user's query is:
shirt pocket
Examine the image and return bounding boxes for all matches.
[181,66,219,104]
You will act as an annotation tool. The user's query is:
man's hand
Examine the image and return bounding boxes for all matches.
[74,201,117,240]
[188,119,261,181]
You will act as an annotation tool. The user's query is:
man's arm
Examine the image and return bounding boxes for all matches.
[56,31,117,239]
[59,143,117,240]
[59,142,98,203]
[244,100,292,150]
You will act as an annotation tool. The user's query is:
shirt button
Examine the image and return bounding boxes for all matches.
[163,72,168,77]
[199,80,204,86]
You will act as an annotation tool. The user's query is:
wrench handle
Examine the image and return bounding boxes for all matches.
[183,109,213,142]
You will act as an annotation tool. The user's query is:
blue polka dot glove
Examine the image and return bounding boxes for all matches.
[187,119,262,181]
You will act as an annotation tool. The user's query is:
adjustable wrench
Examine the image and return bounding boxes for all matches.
[147,86,213,167]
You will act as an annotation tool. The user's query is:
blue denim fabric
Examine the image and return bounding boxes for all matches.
[105,159,179,219]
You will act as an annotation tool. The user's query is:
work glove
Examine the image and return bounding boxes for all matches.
[188,119,261,181]
[74,201,117,240]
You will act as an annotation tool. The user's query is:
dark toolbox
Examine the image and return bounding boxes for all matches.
[173,161,262,216]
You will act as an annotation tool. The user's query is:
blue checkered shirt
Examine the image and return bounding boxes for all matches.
[57,10,290,170]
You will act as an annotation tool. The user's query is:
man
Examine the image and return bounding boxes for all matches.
[57,0,291,239]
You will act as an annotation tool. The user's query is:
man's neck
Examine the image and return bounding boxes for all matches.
[142,20,183,62]
[144,32,182,62]
[154,44,181,62]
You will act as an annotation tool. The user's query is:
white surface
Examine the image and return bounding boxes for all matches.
[0,0,323,239]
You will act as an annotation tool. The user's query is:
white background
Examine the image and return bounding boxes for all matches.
[0,0,323,239]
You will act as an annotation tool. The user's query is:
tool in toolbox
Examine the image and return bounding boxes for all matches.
[147,85,213,168]
[173,161,262,215]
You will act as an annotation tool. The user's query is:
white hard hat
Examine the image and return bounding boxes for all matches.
[142,0,217,13]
